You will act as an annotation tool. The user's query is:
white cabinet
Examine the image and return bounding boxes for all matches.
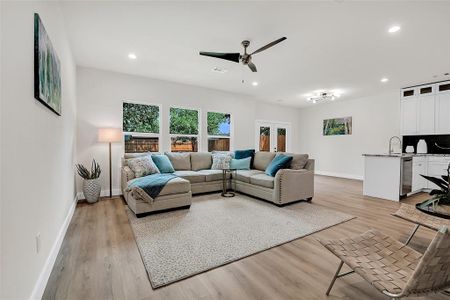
[412,157,427,192]
[401,81,450,135]
[418,95,435,134]
[401,97,419,135]
[435,82,450,134]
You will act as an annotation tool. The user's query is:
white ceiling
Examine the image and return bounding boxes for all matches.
[61,1,450,107]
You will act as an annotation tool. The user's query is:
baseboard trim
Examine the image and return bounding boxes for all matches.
[315,170,363,181]
[29,195,77,300]
[76,188,122,201]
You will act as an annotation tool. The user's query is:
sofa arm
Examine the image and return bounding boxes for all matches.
[274,169,314,205]
[121,166,135,192]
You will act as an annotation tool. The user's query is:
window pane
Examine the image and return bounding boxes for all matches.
[124,135,159,153]
[171,136,198,152]
[170,107,199,135]
[259,126,270,151]
[277,128,286,152]
[123,102,159,133]
[207,112,230,136]
[208,137,230,152]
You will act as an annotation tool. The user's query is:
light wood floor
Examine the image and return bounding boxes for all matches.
[43,176,448,300]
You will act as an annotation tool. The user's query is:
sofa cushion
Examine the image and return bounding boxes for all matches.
[191,152,212,171]
[230,157,251,170]
[211,153,232,170]
[253,152,276,171]
[197,169,228,182]
[265,154,293,177]
[128,176,190,196]
[250,174,275,189]
[164,152,191,170]
[234,169,264,183]
[151,154,175,173]
[127,155,160,178]
[276,152,309,170]
[174,171,206,183]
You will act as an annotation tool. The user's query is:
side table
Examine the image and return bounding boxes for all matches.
[221,168,237,197]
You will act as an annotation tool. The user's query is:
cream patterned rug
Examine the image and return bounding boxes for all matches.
[126,193,354,288]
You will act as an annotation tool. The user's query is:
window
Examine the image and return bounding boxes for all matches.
[123,102,160,152]
[259,126,270,151]
[207,112,231,151]
[169,107,199,152]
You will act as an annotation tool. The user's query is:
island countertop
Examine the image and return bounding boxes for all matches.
[362,153,450,157]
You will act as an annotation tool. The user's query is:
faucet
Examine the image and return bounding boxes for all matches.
[389,136,402,155]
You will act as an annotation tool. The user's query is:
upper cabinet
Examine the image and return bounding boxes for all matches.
[435,81,450,134]
[401,81,450,135]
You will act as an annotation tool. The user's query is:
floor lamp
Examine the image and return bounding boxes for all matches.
[98,128,122,198]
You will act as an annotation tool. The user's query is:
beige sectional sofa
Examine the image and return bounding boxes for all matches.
[122,151,314,217]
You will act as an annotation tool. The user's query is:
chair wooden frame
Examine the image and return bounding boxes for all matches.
[320,226,450,299]
[393,203,450,246]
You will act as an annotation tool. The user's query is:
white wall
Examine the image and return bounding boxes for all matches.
[76,67,301,195]
[1,2,77,299]
[298,91,400,179]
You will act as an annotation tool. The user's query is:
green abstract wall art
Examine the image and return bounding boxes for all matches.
[323,117,352,136]
[34,13,61,115]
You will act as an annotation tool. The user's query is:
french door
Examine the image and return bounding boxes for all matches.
[255,121,291,152]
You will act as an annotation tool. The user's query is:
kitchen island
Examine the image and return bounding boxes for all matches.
[363,154,412,201]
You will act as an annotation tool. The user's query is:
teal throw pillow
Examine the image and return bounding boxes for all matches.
[265,154,293,177]
[234,149,255,159]
[152,154,175,173]
[230,157,251,170]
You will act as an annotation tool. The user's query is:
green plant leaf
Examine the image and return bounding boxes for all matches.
[430,189,446,196]
[421,175,448,190]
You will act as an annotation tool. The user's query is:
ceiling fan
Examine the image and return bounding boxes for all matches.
[199,37,287,72]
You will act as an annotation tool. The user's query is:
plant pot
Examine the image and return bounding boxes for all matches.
[82,178,101,204]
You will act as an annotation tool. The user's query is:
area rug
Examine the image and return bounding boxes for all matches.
[126,194,354,288]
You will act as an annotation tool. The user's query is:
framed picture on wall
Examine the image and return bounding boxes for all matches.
[34,13,62,115]
[323,117,352,136]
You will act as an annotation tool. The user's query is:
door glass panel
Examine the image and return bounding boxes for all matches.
[439,83,450,92]
[420,86,432,94]
[259,126,270,151]
[403,89,415,97]
[277,128,286,152]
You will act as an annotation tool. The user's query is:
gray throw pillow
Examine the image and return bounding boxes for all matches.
[211,153,232,170]
[127,155,160,178]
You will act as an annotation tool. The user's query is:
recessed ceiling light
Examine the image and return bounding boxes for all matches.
[388,25,401,33]
[252,81,259,86]
[381,77,389,83]
[128,53,137,60]
[212,66,227,73]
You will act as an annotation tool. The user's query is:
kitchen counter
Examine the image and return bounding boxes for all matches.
[363,154,450,202]
[363,153,450,157]
[363,155,405,201]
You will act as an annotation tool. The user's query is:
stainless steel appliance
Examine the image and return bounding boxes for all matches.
[400,157,412,196]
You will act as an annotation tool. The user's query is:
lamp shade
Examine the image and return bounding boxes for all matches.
[98,128,122,143]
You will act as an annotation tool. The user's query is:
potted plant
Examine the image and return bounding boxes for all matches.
[76,159,101,203]
[421,162,450,213]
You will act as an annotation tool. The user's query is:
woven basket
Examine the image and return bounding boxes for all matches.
[82,178,101,203]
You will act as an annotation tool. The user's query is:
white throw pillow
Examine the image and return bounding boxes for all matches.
[211,153,232,170]
[127,155,160,178]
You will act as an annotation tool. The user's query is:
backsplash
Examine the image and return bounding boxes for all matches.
[402,135,450,154]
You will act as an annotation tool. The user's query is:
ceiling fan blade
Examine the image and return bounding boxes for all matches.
[248,62,257,72]
[250,37,287,55]
[199,52,240,63]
